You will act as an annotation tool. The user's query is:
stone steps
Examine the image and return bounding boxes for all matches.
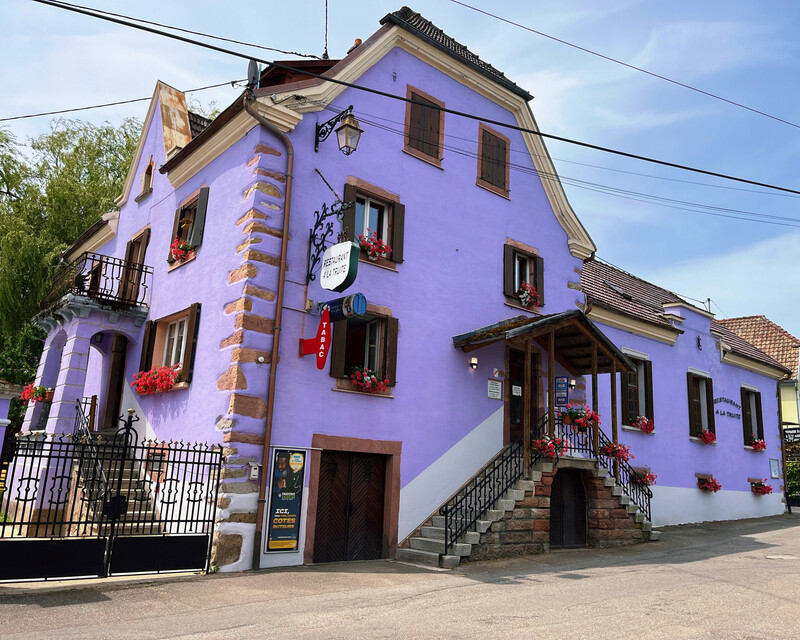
[395,548,460,569]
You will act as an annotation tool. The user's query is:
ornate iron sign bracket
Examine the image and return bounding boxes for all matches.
[306,200,354,284]
[315,105,354,152]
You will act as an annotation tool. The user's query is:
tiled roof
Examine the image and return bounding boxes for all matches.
[717,315,800,377]
[381,7,533,101]
[188,111,212,139]
[581,259,685,329]
[711,320,790,374]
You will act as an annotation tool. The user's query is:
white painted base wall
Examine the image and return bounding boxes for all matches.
[651,485,784,527]
[398,407,504,540]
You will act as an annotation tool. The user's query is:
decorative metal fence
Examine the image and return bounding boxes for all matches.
[39,252,153,311]
[0,410,222,582]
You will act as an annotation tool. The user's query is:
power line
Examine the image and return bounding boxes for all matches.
[451,0,800,130]
[32,0,800,196]
[48,0,321,59]
[0,80,243,123]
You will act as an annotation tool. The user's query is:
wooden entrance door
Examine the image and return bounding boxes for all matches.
[549,469,587,549]
[508,349,541,444]
[102,335,128,430]
[313,450,386,563]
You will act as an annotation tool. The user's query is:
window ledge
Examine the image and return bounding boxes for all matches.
[134,187,153,204]
[689,436,716,445]
[476,179,510,200]
[135,381,190,396]
[167,251,197,272]
[359,255,399,272]
[332,386,394,399]
[504,300,541,315]
[622,425,656,435]
[744,446,766,452]
[402,147,443,170]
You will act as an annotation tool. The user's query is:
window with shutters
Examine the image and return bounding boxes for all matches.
[741,387,764,445]
[167,186,209,266]
[477,124,510,197]
[139,303,201,386]
[687,371,715,437]
[503,243,544,309]
[624,357,653,426]
[329,310,398,395]
[342,180,405,266]
[404,86,444,167]
[119,227,150,305]
[135,156,155,203]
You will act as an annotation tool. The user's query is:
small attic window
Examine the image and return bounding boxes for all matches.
[604,280,632,300]
[136,156,155,203]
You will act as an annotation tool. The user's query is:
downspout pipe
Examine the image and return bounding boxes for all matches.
[243,92,294,569]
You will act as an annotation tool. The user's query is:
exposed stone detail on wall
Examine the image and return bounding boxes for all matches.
[219,481,259,493]
[236,209,270,226]
[243,182,281,200]
[220,331,245,349]
[567,282,583,290]
[221,446,238,457]
[223,431,265,445]
[221,467,248,480]
[254,143,281,157]
[242,249,280,267]
[224,298,253,315]
[211,533,243,567]
[234,313,274,334]
[231,348,271,364]
[220,512,257,524]
[227,393,268,419]
[217,496,232,510]
[228,264,258,284]
[243,221,283,239]
[243,284,275,302]
[254,168,286,183]
[217,365,248,391]
[236,238,263,253]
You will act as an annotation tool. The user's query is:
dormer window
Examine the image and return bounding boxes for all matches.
[135,156,155,202]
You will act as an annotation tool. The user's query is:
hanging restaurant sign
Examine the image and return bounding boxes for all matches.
[306,199,354,285]
[300,309,331,369]
[320,241,360,292]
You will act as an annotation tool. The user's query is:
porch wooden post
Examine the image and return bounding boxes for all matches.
[523,339,531,478]
[611,360,619,477]
[89,395,97,432]
[592,343,599,455]
[548,330,555,439]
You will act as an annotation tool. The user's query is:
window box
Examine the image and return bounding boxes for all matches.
[343,180,405,265]
[477,123,510,198]
[503,243,544,308]
[139,303,201,386]
[404,86,444,168]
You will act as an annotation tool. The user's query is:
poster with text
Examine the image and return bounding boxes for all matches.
[266,449,306,552]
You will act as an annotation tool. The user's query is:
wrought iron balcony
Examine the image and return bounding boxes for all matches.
[39,252,153,312]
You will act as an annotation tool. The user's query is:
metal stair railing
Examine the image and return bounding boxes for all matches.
[596,428,652,522]
[72,399,110,512]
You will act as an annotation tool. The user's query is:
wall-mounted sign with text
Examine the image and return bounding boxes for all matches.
[320,241,360,292]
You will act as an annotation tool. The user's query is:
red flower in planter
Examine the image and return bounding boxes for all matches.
[532,435,569,458]
[697,476,722,493]
[750,479,773,496]
[170,236,193,262]
[632,415,654,434]
[635,470,657,486]
[698,430,716,445]
[516,281,541,309]
[358,230,391,261]
[349,366,389,394]
[749,439,766,452]
[131,363,182,395]
[598,442,633,462]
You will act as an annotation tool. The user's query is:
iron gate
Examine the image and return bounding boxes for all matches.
[0,408,222,582]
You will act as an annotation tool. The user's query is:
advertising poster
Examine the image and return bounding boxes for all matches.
[266,449,306,552]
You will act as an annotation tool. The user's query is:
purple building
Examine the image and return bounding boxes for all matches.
[6,8,786,576]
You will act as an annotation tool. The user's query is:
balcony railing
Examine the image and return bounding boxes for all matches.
[39,252,153,312]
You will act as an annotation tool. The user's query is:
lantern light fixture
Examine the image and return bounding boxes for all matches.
[315,105,363,155]
[470,357,478,370]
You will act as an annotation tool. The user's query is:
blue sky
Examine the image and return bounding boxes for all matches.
[3,1,800,337]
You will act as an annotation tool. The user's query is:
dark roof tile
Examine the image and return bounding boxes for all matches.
[188,111,212,139]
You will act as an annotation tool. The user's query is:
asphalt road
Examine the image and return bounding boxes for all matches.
[2,514,800,639]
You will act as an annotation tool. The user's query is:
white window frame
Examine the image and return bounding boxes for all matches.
[355,195,389,243]
[163,318,187,367]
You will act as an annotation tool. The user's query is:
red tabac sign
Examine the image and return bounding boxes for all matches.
[300,309,331,370]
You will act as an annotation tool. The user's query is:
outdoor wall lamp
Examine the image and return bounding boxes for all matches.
[315,105,363,155]
[569,379,577,390]
[470,357,478,370]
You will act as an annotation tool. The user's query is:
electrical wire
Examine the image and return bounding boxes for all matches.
[0,80,244,122]
[30,0,800,196]
[450,0,800,130]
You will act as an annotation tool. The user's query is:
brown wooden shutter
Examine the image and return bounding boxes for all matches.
[644,360,654,421]
[755,391,764,440]
[706,377,716,434]
[342,184,357,242]
[183,303,201,384]
[329,320,346,378]
[534,255,545,306]
[390,203,405,263]
[480,129,490,182]
[190,187,209,248]
[503,245,515,297]
[496,136,507,190]
[167,208,181,263]
[741,387,752,444]
[139,320,155,372]
[384,317,399,386]
[141,227,151,255]
[408,96,424,153]
[424,102,439,158]
[687,372,697,435]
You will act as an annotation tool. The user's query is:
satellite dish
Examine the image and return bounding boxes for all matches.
[247,60,260,90]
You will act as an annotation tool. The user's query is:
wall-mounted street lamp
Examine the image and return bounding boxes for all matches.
[470,357,478,370]
[315,105,363,155]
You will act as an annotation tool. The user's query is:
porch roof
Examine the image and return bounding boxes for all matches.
[452,310,636,376]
